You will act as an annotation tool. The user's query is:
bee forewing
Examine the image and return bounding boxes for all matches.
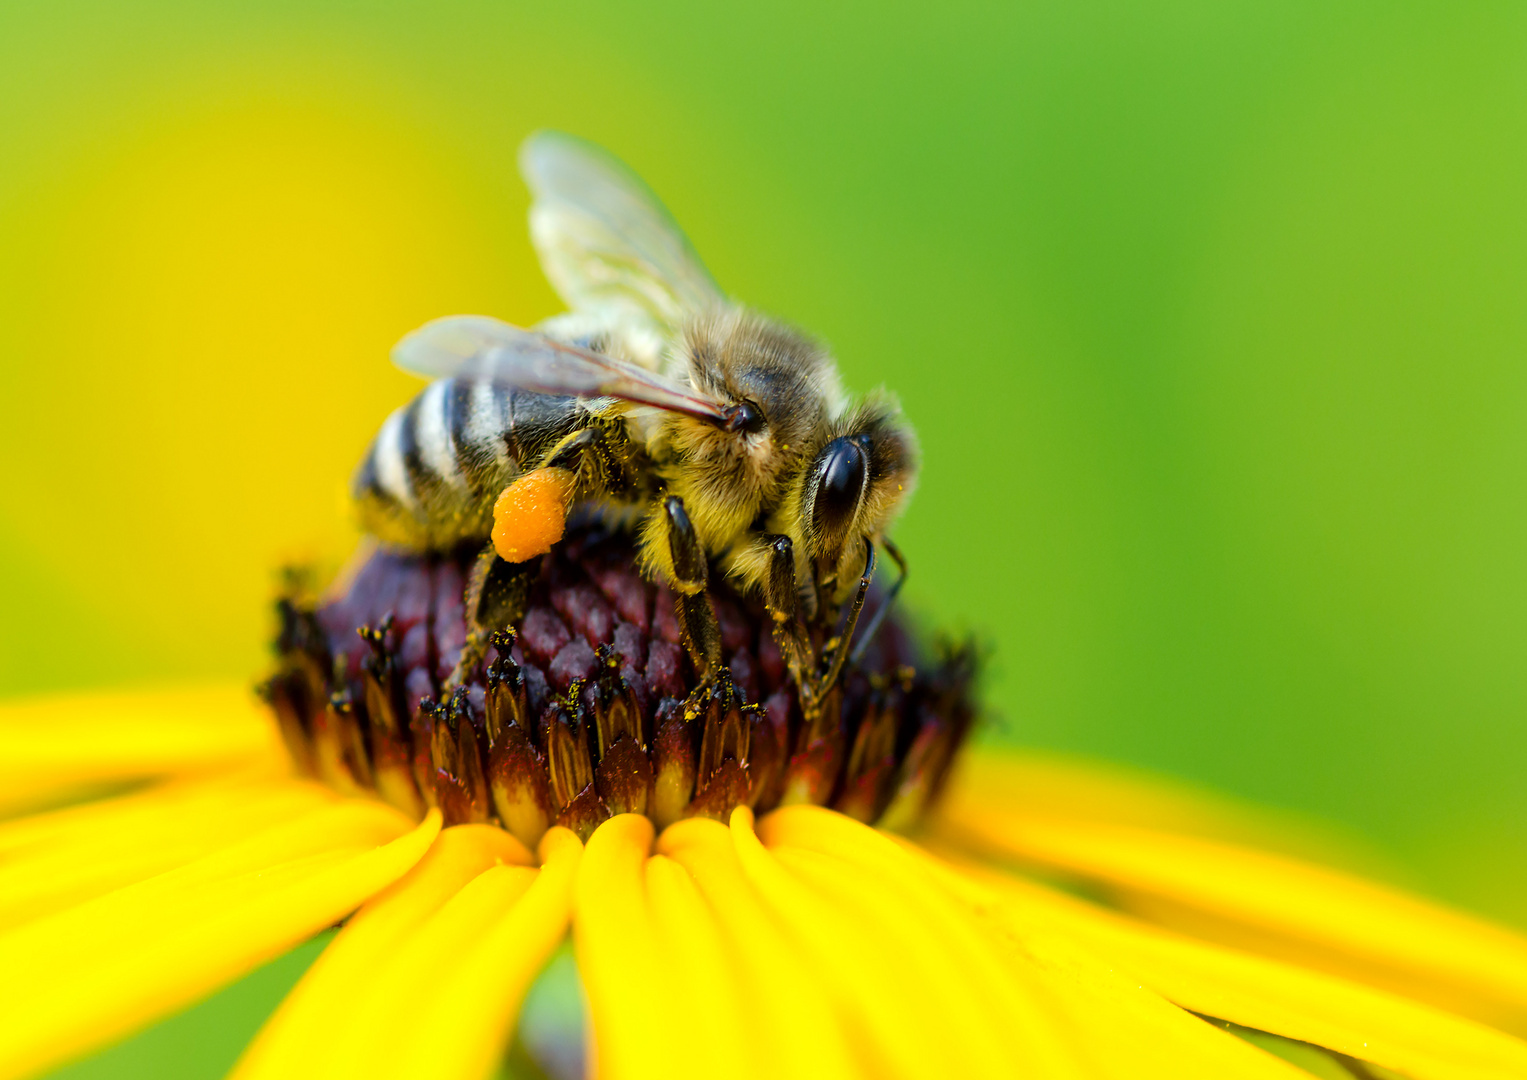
[392,315,729,423]
[391,314,510,379]
[520,130,724,333]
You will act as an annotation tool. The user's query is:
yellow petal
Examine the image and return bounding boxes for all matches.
[762,805,1314,1080]
[232,822,534,1080]
[736,806,1060,1080]
[389,826,581,1080]
[643,853,760,1080]
[239,826,581,1080]
[994,919,1319,1080]
[942,853,1527,1080]
[943,748,1363,859]
[0,775,337,928]
[770,844,1073,1078]
[579,816,793,1080]
[574,813,684,1080]
[0,770,315,859]
[312,864,539,1078]
[0,804,438,1080]
[0,685,282,814]
[659,817,862,1080]
[932,802,1527,1033]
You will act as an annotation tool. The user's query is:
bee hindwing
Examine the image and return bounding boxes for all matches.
[520,130,724,333]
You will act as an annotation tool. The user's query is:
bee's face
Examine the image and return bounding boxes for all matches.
[640,309,916,597]
[665,311,837,502]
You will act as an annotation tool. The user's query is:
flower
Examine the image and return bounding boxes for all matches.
[5,708,1527,1078]
[4,536,1527,1080]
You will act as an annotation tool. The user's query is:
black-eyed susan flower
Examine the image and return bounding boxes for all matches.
[4,526,1527,1080]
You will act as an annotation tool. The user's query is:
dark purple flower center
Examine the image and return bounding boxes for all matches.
[264,524,976,844]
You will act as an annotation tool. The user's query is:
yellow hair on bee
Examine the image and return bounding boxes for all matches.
[492,467,576,563]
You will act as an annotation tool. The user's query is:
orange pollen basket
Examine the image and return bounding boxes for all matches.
[492,467,576,564]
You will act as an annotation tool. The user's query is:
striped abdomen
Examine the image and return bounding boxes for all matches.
[352,377,583,552]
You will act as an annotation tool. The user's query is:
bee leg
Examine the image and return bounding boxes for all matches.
[543,426,600,472]
[816,538,877,699]
[664,496,723,682]
[491,426,618,565]
[447,542,536,692]
[762,535,818,703]
[542,419,636,495]
[470,542,537,632]
[846,537,907,667]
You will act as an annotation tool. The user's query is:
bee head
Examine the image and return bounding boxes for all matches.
[798,394,917,587]
[664,311,838,510]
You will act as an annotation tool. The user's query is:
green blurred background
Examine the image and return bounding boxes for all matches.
[2,0,1525,1047]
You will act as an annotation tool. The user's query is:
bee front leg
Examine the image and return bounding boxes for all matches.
[762,535,818,704]
[664,496,723,682]
[847,537,908,667]
[816,537,876,700]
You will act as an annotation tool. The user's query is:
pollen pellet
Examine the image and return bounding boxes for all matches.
[492,467,576,563]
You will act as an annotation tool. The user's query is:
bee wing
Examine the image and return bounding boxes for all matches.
[520,130,724,336]
[393,315,730,423]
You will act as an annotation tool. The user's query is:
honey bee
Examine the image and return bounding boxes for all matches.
[352,131,917,709]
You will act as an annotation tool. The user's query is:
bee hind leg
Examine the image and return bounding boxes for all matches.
[663,496,723,682]
[445,542,536,692]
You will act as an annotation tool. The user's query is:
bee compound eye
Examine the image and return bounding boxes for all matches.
[811,436,869,543]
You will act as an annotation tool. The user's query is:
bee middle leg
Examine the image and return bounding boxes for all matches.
[817,538,876,697]
[763,535,877,713]
[663,496,723,681]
